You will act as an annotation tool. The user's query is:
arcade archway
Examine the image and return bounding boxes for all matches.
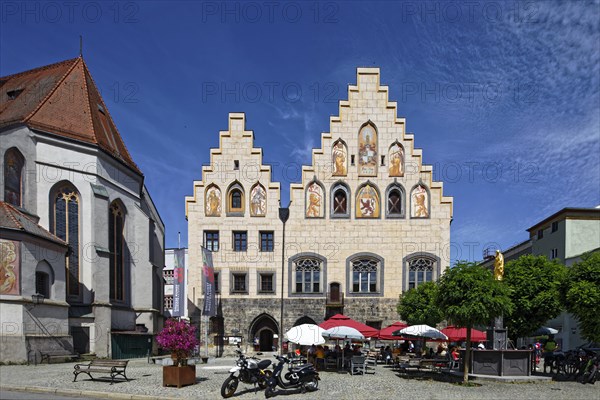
[249,313,279,352]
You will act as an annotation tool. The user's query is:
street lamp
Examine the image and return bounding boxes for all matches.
[278,201,291,355]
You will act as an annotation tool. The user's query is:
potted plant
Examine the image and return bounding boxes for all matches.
[156,319,199,388]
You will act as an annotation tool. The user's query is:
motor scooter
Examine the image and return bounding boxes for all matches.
[264,355,319,398]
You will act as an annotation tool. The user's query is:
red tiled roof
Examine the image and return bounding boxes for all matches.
[0,57,141,174]
[0,202,67,246]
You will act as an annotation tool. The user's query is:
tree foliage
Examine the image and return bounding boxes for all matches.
[436,261,513,383]
[562,252,600,343]
[397,281,443,326]
[503,255,567,340]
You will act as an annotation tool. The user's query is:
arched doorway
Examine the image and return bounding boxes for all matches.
[249,313,279,352]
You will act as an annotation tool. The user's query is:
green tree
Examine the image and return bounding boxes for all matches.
[437,261,513,383]
[503,255,567,341]
[562,252,600,343]
[397,281,443,326]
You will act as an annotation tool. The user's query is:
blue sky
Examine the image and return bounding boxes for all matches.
[2,1,599,264]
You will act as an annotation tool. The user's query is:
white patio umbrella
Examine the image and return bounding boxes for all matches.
[531,326,559,336]
[322,326,365,341]
[322,326,365,370]
[285,324,326,346]
[393,324,448,340]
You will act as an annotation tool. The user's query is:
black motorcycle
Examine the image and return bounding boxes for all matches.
[221,349,272,398]
[264,355,319,398]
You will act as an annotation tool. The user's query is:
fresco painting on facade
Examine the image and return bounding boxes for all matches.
[250,183,267,217]
[0,239,20,295]
[412,184,429,218]
[184,70,454,355]
[205,185,221,217]
[306,182,324,218]
[356,184,380,218]
[358,123,378,176]
[332,140,347,176]
[388,142,404,177]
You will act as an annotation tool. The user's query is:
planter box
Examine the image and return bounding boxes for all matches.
[163,365,196,388]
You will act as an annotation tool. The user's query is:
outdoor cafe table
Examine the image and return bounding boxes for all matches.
[418,358,449,371]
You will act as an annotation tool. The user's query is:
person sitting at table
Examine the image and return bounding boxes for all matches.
[383,346,393,364]
[307,344,317,365]
[315,345,326,370]
[436,343,447,357]
[450,346,460,361]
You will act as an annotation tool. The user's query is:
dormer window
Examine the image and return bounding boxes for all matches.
[7,89,23,100]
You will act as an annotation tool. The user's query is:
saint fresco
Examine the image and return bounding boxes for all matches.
[0,239,20,295]
[356,184,380,218]
[411,184,429,218]
[205,185,222,217]
[388,142,404,177]
[305,182,324,218]
[358,124,378,176]
[332,140,347,176]
[250,183,267,217]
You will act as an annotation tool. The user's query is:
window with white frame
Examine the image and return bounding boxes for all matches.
[351,258,379,293]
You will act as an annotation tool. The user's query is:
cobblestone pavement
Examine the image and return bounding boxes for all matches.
[1,357,598,400]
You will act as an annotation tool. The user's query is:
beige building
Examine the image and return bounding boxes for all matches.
[186,68,453,353]
[480,207,600,350]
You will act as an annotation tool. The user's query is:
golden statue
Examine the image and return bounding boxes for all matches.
[494,250,504,281]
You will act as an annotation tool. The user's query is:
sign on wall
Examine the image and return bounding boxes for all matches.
[0,239,20,295]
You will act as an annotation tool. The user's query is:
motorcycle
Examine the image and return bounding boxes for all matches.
[221,349,272,398]
[264,355,319,398]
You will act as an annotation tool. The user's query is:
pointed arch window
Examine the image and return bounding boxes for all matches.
[330,182,350,218]
[52,185,80,297]
[386,183,405,218]
[109,202,125,301]
[227,182,245,216]
[4,148,24,207]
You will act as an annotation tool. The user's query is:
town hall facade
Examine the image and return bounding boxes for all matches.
[186,68,453,352]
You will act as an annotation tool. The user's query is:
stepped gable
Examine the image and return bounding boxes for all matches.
[0,57,140,174]
[185,113,281,218]
[290,67,453,217]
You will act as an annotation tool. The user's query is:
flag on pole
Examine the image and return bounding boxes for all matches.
[172,248,186,317]
[202,247,216,316]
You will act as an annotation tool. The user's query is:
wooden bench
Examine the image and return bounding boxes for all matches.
[73,359,129,384]
[40,351,79,364]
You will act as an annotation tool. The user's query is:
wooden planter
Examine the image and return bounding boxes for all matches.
[163,365,196,388]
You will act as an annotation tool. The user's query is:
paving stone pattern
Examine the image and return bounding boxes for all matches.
[0,357,597,399]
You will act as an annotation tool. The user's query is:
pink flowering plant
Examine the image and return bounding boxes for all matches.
[156,319,199,361]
